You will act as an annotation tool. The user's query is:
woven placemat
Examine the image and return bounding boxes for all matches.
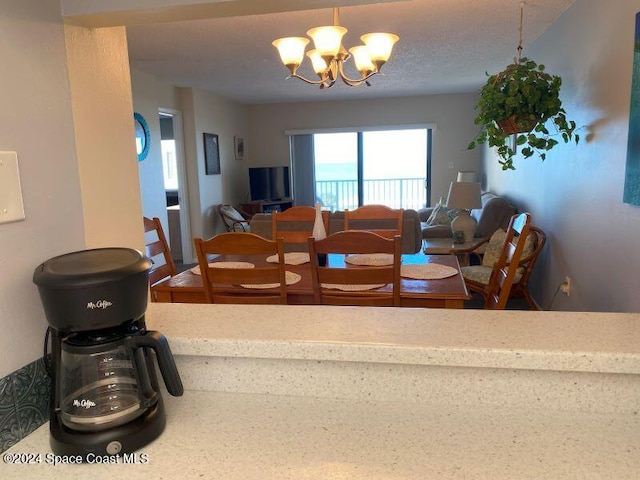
[401,264,458,280]
[241,271,301,289]
[321,283,387,291]
[266,252,310,265]
[344,253,394,266]
[190,262,255,275]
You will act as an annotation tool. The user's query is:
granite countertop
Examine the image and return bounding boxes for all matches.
[3,304,640,479]
[145,303,640,374]
[4,389,640,480]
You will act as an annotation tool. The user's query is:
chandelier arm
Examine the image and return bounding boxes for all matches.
[288,73,333,88]
[337,61,377,86]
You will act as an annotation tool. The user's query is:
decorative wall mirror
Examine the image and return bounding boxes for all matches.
[134,112,151,161]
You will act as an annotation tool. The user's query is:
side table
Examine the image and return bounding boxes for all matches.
[422,237,488,266]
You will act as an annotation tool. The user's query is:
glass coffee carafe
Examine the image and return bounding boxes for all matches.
[59,328,179,433]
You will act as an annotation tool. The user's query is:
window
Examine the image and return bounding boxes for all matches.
[161,139,178,191]
[312,128,429,211]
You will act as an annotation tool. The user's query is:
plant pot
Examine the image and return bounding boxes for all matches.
[496,114,539,135]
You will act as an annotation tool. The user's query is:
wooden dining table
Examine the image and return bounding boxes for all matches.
[151,253,470,309]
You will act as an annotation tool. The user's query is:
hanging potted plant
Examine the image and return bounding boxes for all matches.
[467,5,579,170]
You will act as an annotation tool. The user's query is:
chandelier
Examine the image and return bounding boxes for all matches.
[272,8,399,89]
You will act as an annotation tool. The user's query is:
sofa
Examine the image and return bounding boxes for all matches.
[418,192,516,240]
[250,209,423,254]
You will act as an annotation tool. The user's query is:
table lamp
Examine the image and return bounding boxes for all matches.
[456,171,477,182]
[446,181,482,243]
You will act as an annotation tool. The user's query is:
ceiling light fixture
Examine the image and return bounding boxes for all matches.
[272,7,399,89]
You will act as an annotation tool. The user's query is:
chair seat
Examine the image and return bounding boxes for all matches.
[462,265,522,285]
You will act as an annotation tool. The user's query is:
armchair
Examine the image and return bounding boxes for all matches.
[217,204,253,232]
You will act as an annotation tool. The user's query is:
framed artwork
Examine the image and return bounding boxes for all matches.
[203,133,220,175]
[234,136,245,160]
[624,12,640,205]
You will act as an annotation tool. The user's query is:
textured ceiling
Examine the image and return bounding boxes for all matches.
[126,0,575,105]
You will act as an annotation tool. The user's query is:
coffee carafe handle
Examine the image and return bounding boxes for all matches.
[126,331,184,397]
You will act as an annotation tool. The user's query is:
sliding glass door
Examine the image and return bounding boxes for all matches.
[362,130,427,209]
[314,132,358,211]
[313,128,428,211]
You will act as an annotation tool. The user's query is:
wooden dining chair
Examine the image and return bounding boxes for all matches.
[482,213,532,310]
[193,232,287,304]
[271,206,329,251]
[343,204,403,239]
[143,217,177,297]
[462,225,547,310]
[307,230,402,307]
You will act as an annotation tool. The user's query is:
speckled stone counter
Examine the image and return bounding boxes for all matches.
[4,390,640,479]
[145,303,640,374]
[146,303,640,414]
[3,304,640,479]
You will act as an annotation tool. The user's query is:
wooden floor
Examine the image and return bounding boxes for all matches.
[176,261,197,273]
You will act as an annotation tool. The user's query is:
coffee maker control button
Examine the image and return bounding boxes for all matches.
[106,441,122,455]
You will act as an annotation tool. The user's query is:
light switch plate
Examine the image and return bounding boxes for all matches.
[0,151,26,225]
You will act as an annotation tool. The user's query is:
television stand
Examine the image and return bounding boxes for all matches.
[240,199,293,215]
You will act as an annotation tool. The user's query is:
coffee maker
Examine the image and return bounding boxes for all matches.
[33,247,183,458]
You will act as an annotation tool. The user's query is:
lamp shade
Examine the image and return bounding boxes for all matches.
[446,182,482,210]
[272,37,310,68]
[456,171,477,182]
[306,49,329,74]
[307,26,347,57]
[348,45,375,75]
[360,33,399,63]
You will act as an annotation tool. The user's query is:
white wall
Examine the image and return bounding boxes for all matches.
[483,0,640,312]
[0,0,84,377]
[245,93,482,205]
[183,88,247,240]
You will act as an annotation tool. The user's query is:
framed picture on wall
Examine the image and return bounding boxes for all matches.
[203,133,220,175]
[234,136,245,160]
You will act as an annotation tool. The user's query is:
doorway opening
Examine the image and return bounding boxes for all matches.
[159,109,193,264]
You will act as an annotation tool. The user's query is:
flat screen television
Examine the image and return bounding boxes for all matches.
[249,166,291,201]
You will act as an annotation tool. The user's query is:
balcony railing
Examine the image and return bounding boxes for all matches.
[316,177,427,211]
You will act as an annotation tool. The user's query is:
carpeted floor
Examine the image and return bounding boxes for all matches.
[463,291,533,310]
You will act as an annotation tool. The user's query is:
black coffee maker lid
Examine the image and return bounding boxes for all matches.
[33,248,152,289]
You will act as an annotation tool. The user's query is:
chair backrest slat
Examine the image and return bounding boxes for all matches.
[343,204,403,239]
[193,233,287,305]
[272,206,329,251]
[485,213,531,310]
[308,230,402,307]
[143,217,177,295]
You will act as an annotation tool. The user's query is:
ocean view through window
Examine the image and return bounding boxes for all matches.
[313,129,429,211]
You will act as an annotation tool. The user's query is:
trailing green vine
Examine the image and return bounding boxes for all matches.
[468,57,579,170]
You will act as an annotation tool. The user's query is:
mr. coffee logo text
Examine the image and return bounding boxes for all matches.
[86,300,113,310]
[73,399,96,409]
